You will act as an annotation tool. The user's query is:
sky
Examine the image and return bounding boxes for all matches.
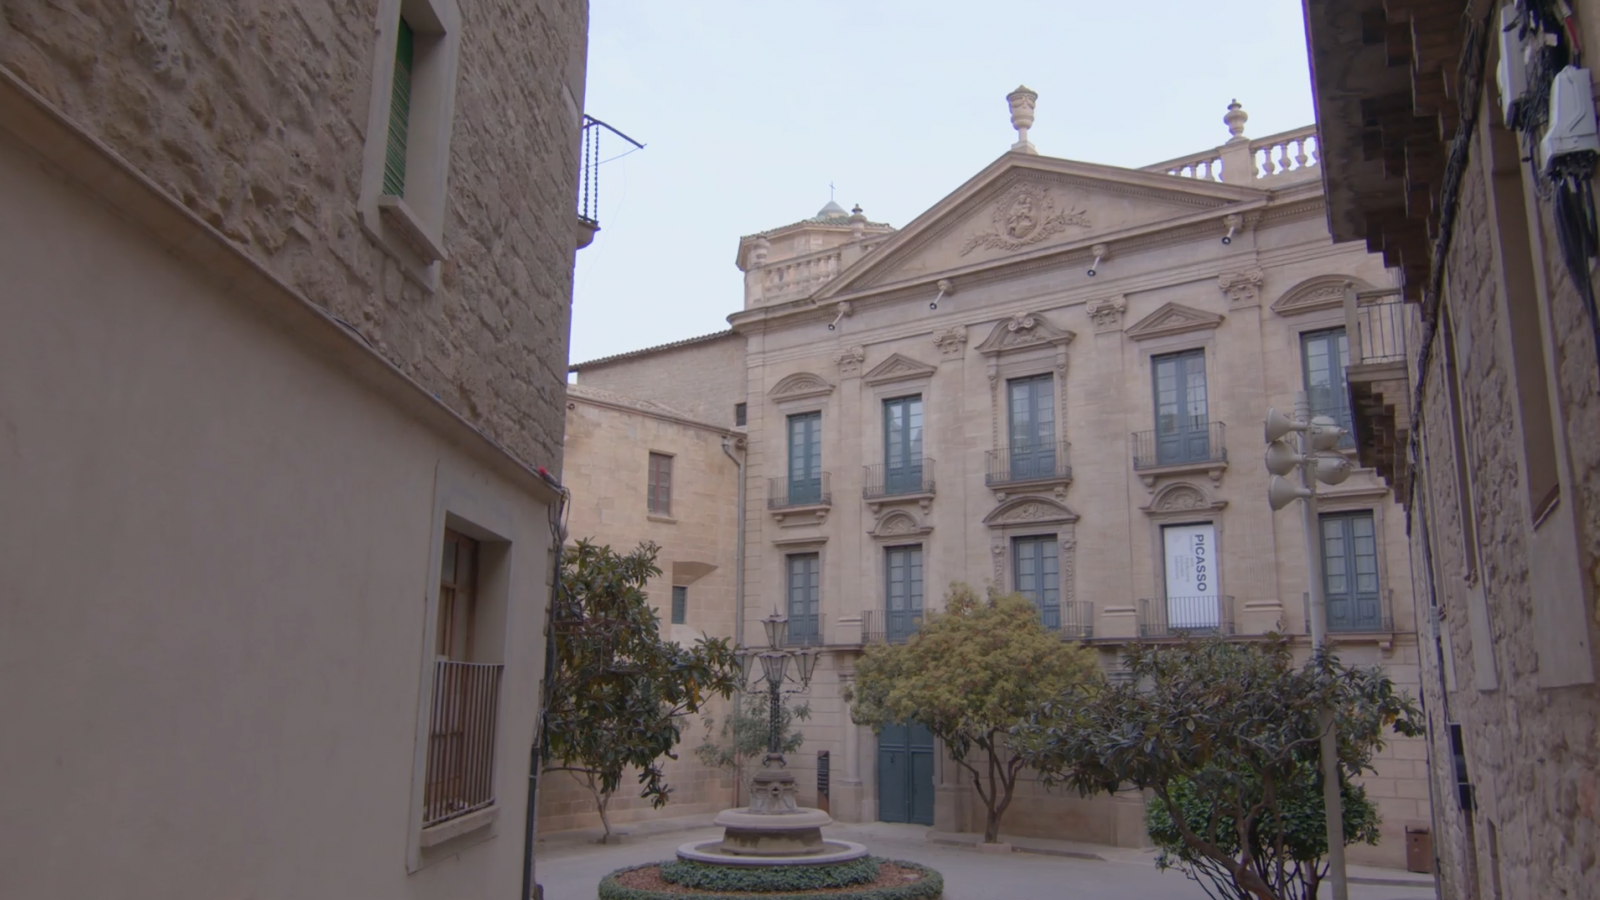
[569,1,1316,366]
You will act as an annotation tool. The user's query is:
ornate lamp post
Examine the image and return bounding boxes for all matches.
[734,610,820,811]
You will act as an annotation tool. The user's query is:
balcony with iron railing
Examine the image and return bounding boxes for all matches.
[769,473,832,510]
[862,460,936,502]
[1302,590,1395,637]
[1131,423,1228,480]
[1137,595,1236,638]
[576,115,644,249]
[985,441,1073,494]
[423,660,504,828]
[784,612,825,648]
[1041,600,1095,639]
[1342,287,1414,497]
[861,608,922,645]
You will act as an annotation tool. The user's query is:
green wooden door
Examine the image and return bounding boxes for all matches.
[877,721,934,825]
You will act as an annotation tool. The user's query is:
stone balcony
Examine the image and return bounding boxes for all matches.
[1343,288,1415,501]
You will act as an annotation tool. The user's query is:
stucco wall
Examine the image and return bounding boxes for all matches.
[0,0,586,473]
[539,389,742,833]
[0,132,552,899]
[573,333,747,429]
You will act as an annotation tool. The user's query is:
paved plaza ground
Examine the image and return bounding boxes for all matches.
[532,815,1438,900]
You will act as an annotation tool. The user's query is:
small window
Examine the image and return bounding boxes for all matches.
[383,17,415,197]
[735,402,748,426]
[670,586,687,624]
[424,528,502,829]
[786,553,821,646]
[1320,511,1382,631]
[647,452,673,516]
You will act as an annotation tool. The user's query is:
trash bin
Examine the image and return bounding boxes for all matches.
[1405,825,1432,874]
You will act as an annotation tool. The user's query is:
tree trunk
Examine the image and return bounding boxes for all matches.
[984,807,1002,843]
[596,788,613,841]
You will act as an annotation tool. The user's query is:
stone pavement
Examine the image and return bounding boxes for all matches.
[532,814,1438,900]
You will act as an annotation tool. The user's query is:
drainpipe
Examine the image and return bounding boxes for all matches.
[721,433,747,808]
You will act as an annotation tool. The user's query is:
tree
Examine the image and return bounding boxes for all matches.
[1017,638,1422,900]
[541,539,740,839]
[694,690,811,804]
[844,583,1101,843]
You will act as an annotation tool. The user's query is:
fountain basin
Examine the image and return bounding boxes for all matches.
[676,838,869,866]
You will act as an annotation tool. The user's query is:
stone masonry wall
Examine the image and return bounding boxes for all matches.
[1413,129,1600,899]
[0,0,586,473]
[574,333,747,429]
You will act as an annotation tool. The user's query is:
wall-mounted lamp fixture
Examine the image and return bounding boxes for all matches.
[1086,243,1109,277]
[826,301,853,331]
[930,278,954,310]
[1221,213,1243,246]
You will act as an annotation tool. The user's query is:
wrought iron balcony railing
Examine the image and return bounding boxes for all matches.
[1040,600,1094,639]
[861,608,923,645]
[862,459,936,499]
[1132,422,1228,470]
[784,612,825,648]
[1137,595,1236,638]
[1302,590,1395,634]
[985,440,1073,486]
[769,473,832,509]
[577,115,644,237]
[423,660,504,827]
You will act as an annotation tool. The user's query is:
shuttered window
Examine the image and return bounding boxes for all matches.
[647,452,673,516]
[383,17,414,197]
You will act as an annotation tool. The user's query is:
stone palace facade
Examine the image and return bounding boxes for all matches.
[570,92,1432,867]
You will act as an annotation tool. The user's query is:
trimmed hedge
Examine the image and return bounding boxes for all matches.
[597,858,944,900]
[659,857,879,891]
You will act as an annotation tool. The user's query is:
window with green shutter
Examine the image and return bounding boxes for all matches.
[383,17,414,197]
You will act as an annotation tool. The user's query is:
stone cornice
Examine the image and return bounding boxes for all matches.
[566,388,737,436]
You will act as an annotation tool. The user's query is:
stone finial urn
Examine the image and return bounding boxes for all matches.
[1007,85,1039,154]
[1224,99,1249,143]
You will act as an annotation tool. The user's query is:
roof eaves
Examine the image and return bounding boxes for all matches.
[569,328,737,370]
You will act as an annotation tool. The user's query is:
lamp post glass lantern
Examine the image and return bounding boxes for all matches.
[748,610,816,766]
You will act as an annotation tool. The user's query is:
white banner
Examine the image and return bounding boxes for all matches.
[1163,524,1219,629]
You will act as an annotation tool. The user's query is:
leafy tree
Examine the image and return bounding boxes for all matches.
[1145,763,1382,900]
[541,539,739,838]
[694,691,811,803]
[1016,638,1422,900]
[844,583,1101,843]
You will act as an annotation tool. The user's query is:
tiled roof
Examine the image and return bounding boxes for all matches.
[568,329,736,370]
[740,215,895,240]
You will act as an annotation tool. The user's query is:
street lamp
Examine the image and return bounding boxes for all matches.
[746,610,819,767]
[1263,392,1352,900]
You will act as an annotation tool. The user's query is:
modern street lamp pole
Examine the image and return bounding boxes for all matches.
[1265,391,1353,900]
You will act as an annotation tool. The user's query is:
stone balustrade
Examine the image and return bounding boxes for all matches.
[761,248,843,301]
[1142,125,1320,186]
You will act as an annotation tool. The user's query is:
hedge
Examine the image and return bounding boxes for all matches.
[597,858,944,900]
[660,857,879,891]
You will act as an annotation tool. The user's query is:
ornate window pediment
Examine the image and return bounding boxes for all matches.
[1269,275,1378,317]
[869,509,934,540]
[1140,481,1229,518]
[768,372,835,401]
[1124,302,1225,342]
[862,352,938,386]
[975,312,1076,356]
[982,495,1080,528]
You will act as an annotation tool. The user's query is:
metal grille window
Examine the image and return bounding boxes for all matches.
[1012,536,1060,626]
[786,553,821,646]
[1301,328,1354,448]
[647,452,673,516]
[424,530,502,827]
[670,586,687,624]
[1152,349,1210,465]
[735,402,747,426]
[884,545,924,642]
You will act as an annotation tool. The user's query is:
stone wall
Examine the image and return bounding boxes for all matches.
[1411,121,1600,899]
[543,386,742,833]
[0,0,586,473]
[573,332,747,429]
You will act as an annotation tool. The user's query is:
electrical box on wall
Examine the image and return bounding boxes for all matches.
[1540,65,1600,171]
[1496,4,1530,125]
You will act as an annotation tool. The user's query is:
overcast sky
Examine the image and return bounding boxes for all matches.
[569,1,1316,366]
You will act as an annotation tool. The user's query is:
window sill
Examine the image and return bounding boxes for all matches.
[647,514,678,524]
[1134,458,1228,488]
[378,195,448,263]
[419,803,498,849]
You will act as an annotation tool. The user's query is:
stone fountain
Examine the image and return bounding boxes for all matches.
[677,613,866,867]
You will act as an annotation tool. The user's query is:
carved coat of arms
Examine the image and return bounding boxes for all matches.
[961,183,1090,255]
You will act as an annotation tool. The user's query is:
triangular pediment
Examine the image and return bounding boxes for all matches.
[815,154,1263,299]
[1270,275,1378,317]
[768,371,835,401]
[1124,302,1225,341]
[862,352,938,385]
[974,312,1075,356]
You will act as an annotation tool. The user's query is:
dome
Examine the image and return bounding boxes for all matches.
[815,200,849,219]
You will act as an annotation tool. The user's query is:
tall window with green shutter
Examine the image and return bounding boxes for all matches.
[383,17,414,197]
